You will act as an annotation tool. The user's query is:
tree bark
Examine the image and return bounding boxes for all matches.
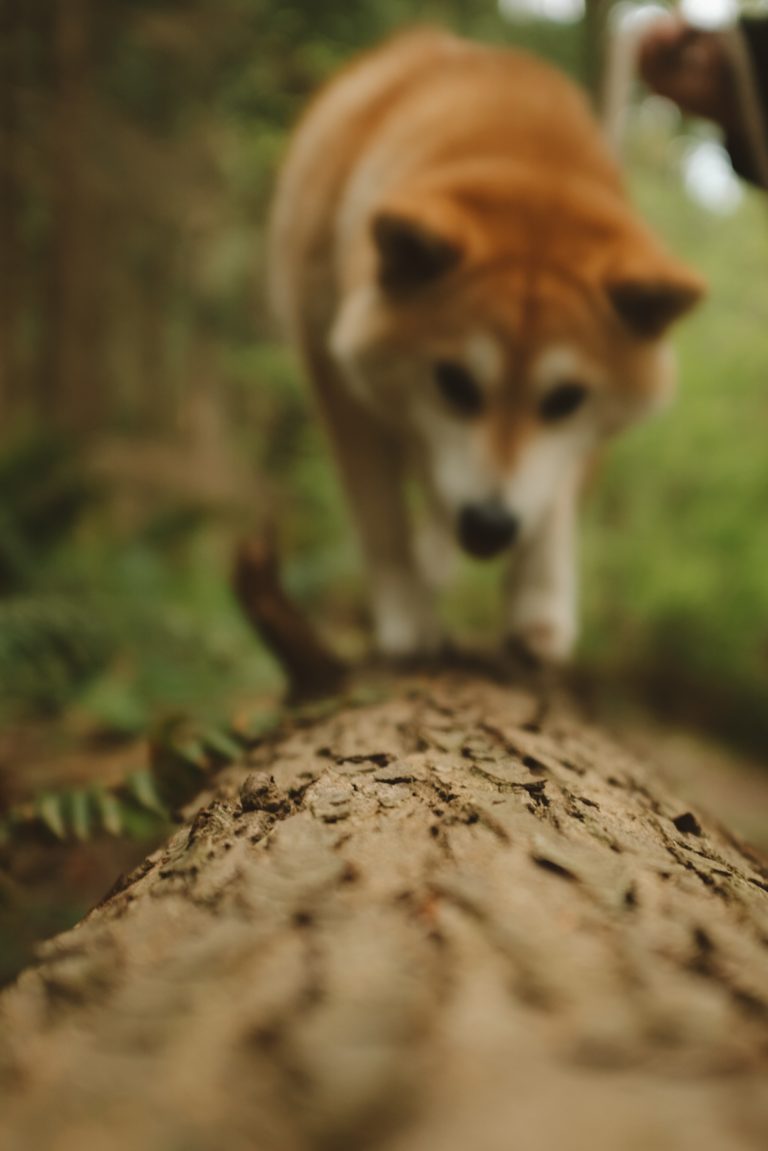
[1,673,767,1151]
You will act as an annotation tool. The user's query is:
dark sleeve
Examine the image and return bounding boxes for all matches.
[725,18,768,187]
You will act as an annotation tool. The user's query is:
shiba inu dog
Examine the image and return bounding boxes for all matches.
[268,29,705,663]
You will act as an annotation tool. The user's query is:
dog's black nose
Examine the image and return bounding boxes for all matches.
[458,502,519,559]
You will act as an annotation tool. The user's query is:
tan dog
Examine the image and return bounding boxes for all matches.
[268,29,705,662]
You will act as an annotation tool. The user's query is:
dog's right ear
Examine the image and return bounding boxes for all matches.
[371,207,463,293]
[604,225,706,338]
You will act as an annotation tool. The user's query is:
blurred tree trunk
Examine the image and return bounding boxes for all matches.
[1,674,767,1150]
[584,0,613,110]
[0,0,23,418]
[137,231,178,432]
[43,0,100,431]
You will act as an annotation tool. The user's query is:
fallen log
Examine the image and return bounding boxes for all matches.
[1,670,767,1151]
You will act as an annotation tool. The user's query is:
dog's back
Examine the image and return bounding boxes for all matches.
[268,29,624,354]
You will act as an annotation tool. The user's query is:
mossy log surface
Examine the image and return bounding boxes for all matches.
[2,674,768,1151]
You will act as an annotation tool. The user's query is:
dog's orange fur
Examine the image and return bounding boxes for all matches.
[271,28,702,344]
[268,29,705,661]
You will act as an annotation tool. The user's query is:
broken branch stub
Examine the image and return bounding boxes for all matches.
[233,535,346,700]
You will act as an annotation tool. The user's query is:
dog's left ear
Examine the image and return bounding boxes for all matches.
[371,201,465,293]
[606,247,706,338]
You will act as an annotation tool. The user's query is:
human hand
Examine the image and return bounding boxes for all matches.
[637,17,736,132]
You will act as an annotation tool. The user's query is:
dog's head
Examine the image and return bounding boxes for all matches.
[330,173,705,557]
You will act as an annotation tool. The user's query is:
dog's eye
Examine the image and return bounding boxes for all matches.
[539,382,588,422]
[435,361,483,417]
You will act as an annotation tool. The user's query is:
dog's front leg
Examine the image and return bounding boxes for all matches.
[317,373,442,658]
[504,481,579,665]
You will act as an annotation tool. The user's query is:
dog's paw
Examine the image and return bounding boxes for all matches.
[373,571,443,658]
[376,609,444,659]
[506,623,572,669]
[414,513,458,591]
[505,593,576,667]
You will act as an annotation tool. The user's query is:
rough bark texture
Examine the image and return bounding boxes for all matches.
[1,675,768,1151]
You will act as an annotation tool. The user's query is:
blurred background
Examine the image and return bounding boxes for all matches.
[1,0,768,979]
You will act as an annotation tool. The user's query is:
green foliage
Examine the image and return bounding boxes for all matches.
[0,432,110,717]
[0,777,168,849]
[0,705,285,848]
[0,431,99,595]
[0,595,112,718]
[576,130,768,747]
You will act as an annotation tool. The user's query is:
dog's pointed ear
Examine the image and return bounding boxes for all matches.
[607,276,704,338]
[371,207,463,293]
[606,248,706,338]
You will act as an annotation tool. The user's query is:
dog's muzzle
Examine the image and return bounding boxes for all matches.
[458,501,519,559]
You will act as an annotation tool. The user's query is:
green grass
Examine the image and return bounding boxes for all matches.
[580,135,768,746]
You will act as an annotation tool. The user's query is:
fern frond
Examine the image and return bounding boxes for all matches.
[0,709,281,848]
[0,596,113,717]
